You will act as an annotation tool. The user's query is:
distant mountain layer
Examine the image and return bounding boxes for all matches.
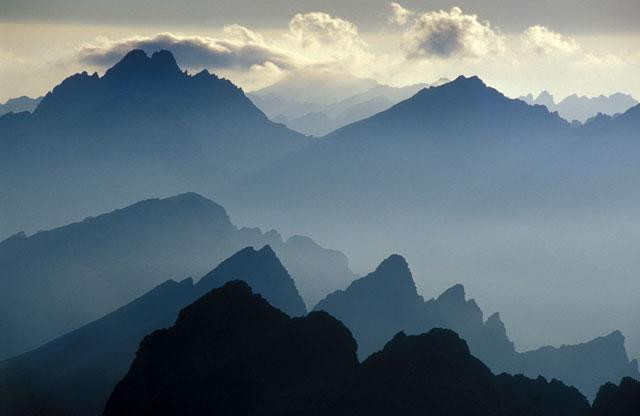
[520,91,638,122]
[0,192,355,360]
[314,254,640,400]
[102,281,591,416]
[0,95,41,116]
[0,49,308,238]
[249,80,453,136]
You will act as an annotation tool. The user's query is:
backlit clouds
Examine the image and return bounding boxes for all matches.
[402,6,505,59]
[522,25,580,56]
[389,2,413,26]
[288,12,372,65]
[76,12,377,91]
[78,31,297,71]
[1,5,638,102]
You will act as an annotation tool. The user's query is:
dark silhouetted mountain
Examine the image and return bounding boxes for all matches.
[590,376,640,416]
[0,95,42,116]
[0,193,353,359]
[0,246,314,416]
[102,283,590,416]
[314,254,639,399]
[345,330,589,416]
[520,91,638,122]
[102,280,358,416]
[0,49,308,238]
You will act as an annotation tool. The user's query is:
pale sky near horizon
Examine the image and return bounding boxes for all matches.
[1,0,639,103]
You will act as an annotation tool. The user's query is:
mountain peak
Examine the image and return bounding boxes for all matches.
[374,254,410,275]
[196,245,307,316]
[102,49,182,83]
[452,74,485,85]
[150,50,179,70]
[437,284,466,304]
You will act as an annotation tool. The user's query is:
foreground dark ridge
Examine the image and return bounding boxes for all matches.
[0,244,309,416]
[102,280,593,416]
[1,247,636,415]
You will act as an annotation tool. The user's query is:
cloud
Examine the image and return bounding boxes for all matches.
[403,6,505,59]
[521,25,580,56]
[389,2,413,26]
[78,30,298,72]
[77,12,374,82]
[288,12,370,63]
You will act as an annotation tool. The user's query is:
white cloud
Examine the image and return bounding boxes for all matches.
[403,7,505,59]
[78,31,297,71]
[522,25,580,55]
[26,8,635,101]
[389,2,413,26]
[288,12,371,65]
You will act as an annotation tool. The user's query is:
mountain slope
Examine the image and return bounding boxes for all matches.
[0,95,42,116]
[226,75,574,228]
[0,247,313,416]
[224,76,640,364]
[0,192,354,359]
[196,245,306,316]
[101,282,590,416]
[314,254,639,399]
[0,49,308,238]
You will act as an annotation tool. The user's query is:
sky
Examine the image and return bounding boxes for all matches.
[1,1,640,103]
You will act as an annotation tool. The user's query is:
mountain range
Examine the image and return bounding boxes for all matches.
[2,48,640,371]
[222,74,640,362]
[520,91,638,123]
[313,254,640,400]
[1,244,636,415]
[102,280,593,416]
[249,81,449,136]
[0,95,41,116]
[0,192,355,360]
[0,49,308,238]
[0,245,311,415]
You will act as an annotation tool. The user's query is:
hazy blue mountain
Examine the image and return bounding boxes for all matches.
[314,254,639,399]
[0,49,308,238]
[230,75,573,223]
[249,81,433,136]
[224,76,640,363]
[0,277,196,416]
[520,91,638,122]
[196,245,306,316]
[0,95,42,116]
[101,281,590,416]
[0,247,313,416]
[516,331,640,400]
[0,193,354,360]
